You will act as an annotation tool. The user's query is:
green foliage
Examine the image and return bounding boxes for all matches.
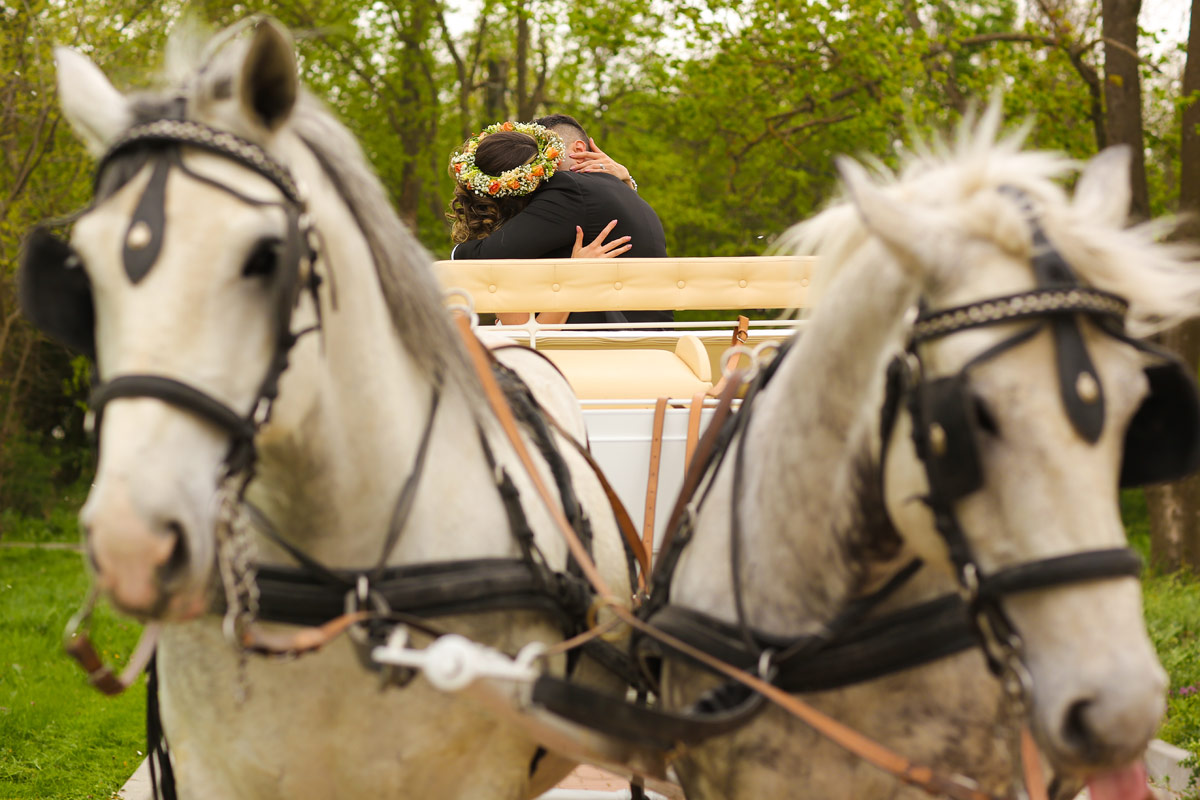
[0,548,145,799]
[1144,567,1200,793]
[1122,488,1151,562]
[0,430,92,526]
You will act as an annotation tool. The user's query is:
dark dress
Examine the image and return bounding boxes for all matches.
[452,171,673,324]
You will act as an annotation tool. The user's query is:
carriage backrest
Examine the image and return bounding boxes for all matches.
[434,256,814,314]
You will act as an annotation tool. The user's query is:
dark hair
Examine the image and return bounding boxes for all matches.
[446,131,540,244]
[475,131,539,173]
[534,114,590,148]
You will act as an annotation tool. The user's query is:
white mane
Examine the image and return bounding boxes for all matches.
[784,101,1200,337]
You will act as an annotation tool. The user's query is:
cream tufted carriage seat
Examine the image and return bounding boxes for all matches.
[435,256,814,400]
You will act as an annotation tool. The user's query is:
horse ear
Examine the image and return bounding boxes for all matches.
[837,156,953,281]
[55,47,132,157]
[1074,145,1131,227]
[238,19,297,132]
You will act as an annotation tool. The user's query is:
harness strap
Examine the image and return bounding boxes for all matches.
[707,315,750,397]
[64,621,161,696]
[488,343,650,584]
[653,375,743,584]
[642,397,669,566]
[369,385,442,584]
[454,312,618,603]
[685,390,706,467]
[539,410,649,592]
[251,558,592,631]
[618,610,1000,800]
[1022,726,1050,800]
[90,374,255,446]
[641,593,977,694]
[974,548,1142,605]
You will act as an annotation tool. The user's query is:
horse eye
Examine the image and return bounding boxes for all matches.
[972,394,1000,436]
[242,238,281,278]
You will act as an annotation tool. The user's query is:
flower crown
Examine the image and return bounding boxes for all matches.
[450,121,563,198]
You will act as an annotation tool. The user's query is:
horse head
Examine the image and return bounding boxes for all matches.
[30,20,317,620]
[843,108,1195,781]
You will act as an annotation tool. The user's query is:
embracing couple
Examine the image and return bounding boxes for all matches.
[447,114,673,326]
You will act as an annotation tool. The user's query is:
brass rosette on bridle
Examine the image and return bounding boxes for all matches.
[450,121,563,198]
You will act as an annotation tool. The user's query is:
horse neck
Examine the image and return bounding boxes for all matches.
[673,244,923,637]
[247,149,481,566]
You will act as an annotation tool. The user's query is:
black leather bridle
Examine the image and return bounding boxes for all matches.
[83,119,321,479]
[891,204,1174,674]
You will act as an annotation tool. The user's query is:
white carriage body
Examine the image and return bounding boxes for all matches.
[436,256,812,552]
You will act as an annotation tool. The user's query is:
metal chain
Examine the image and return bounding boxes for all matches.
[215,477,260,701]
[999,644,1036,800]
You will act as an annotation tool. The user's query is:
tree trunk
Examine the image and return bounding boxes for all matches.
[485,59,509,123]
[1146,0,1200,573]
[1145,318,1200,571]
[1101,0,1150,219]
[515,5,532,120]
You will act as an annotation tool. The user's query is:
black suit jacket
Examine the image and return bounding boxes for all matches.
[452,171,673,324]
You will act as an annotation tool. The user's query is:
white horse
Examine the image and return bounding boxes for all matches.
[32,19,632,799]
[650,107,1200,800]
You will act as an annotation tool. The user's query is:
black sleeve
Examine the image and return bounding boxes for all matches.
[453,180,582,260]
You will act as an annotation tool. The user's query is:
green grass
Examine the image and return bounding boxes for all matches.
[1123,489,1200,793]
[0,546,145,800]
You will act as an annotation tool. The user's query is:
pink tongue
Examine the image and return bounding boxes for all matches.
[1086,762,1150,800]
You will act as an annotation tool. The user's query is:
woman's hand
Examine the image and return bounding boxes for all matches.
[572,219,632,258]
[569,138,634,189]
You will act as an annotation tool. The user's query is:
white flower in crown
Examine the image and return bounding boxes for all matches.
[450,121,563,198]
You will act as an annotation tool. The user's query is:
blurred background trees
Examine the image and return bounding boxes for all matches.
[2,0,1198,564]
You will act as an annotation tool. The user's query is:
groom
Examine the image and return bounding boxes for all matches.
[451,114,672,326]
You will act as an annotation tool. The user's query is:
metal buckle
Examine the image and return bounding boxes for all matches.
[757,648,777,681]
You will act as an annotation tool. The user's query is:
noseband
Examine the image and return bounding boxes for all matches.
[83,119,319,478]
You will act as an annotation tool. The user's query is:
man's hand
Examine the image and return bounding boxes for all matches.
[569,138,635,190]
[572,219,632,258]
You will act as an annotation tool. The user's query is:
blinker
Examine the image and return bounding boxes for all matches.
[1120,360,1200,487]
[17,226,96,358]
[913,374,985,502]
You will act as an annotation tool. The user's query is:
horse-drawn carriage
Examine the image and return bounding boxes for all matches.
[20,17,1200,800]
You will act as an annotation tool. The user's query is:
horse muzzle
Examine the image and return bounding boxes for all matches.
[1028,627,1166,776]
[81,477,211,621]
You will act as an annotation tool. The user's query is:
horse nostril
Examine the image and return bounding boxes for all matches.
[1061,698,1100,761]
[158,519,190,584]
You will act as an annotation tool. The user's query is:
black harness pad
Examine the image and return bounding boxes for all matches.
[1121,361,1200,487]
[18,226,96,358]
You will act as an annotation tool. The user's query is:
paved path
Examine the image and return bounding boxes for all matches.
[0,540,82,550]
[116,760,685,799]
[118,741,1191,799]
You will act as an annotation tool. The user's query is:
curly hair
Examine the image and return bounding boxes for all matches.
[447,131,540,244]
